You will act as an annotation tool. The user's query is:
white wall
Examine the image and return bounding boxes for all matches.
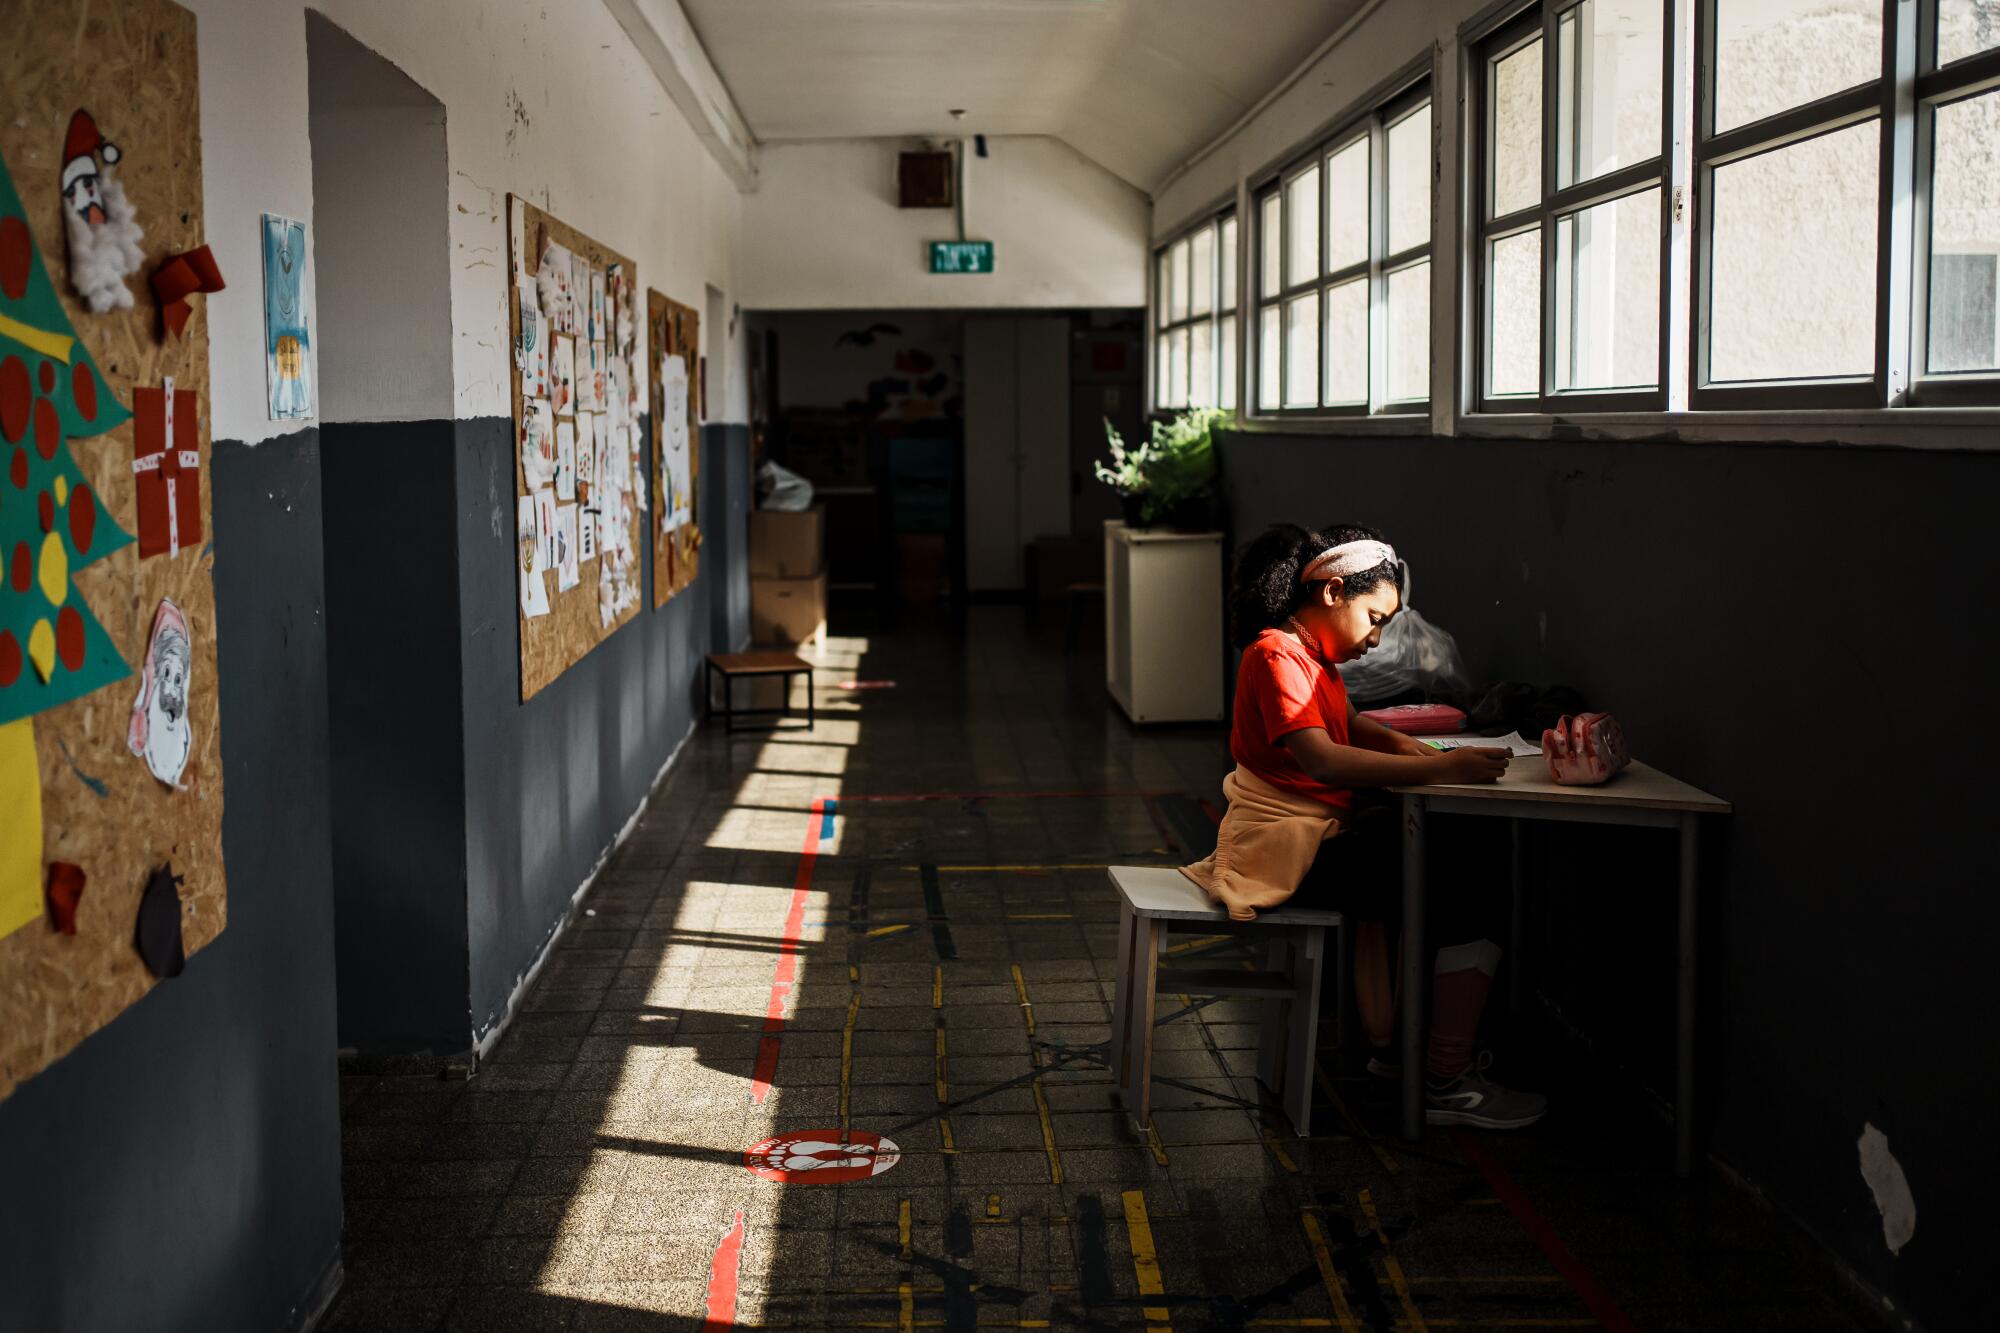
[187,0,749,441]
[740,136,1149,310]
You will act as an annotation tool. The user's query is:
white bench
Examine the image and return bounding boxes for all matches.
[1107,866,1345,1137]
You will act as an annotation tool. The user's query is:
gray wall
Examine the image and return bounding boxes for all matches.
[705,423,752,652]
[1218,427,1997,1331]
[323,422,470,1059]
[458,415,713,1042]
[0,432,344,1332]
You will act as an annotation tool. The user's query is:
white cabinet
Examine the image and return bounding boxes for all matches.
[1103,522,1225,723]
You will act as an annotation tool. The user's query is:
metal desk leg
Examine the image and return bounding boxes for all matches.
[1676,813,1700,1178]
[1401,794,1427,1142]
[805,669,815,731]
[1509,818,1525,1017]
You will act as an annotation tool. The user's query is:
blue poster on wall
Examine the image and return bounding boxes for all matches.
[260,214,314,421]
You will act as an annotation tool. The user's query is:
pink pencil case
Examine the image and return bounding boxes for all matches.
[1358,703,1467,736]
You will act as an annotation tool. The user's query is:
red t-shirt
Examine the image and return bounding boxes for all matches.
[1229,627,1354,810]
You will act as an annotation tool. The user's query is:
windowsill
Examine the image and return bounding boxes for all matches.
[1234,412,1433,437]
[1454,409,2000,452]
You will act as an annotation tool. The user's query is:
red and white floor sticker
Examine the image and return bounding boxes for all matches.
[742,1130,902,1183]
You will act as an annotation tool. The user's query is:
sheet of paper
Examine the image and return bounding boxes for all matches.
[551,335,576,417]
[534,488,559,573]
[1422,732,1543,758]
[517,495,551,617]
[517,279,548,399]
[577,339,605,413]
[579,506,597,563]
[555,503,580,590]
[555,418,576,502]
[574,410,596,506]
[570,253,593,340]
[661,353,692,531]
[127,599,192,789]
[521,398,557,489]
[537,237,576,335]
[589,271,606,344]
[261,214,314,421]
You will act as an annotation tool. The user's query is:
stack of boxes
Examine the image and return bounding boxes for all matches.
[749,504,827,646]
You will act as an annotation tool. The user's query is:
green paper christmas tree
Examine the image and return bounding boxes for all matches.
[0,146,134,726]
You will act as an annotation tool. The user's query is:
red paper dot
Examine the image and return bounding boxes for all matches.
[0,217,30,301]
[8,541,28,592]
[0,357,27,443]
[69,482,96,554]
[37,361,54,394]
[37,489,53,533]
[0,630,19,687]
[72,363,97,422]
[55,606,84,671]
[7,448,25,489]
[33,398,59,460]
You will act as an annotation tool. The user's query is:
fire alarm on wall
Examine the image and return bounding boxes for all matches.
[898,150,953,209]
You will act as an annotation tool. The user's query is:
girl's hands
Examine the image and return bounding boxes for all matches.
[1436,746,1510,784]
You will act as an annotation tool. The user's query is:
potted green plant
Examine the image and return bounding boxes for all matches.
[1094,407,1224,529]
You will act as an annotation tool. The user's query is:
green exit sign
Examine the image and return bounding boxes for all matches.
[929,241,994,274]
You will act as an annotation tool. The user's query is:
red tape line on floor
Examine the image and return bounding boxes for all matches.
[1449,1127,1639,1333]
[700,1208,746,1330]
[750,796,825,1104]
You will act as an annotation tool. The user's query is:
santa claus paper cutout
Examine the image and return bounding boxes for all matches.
[59,110,144,313]
[127,598,192,788]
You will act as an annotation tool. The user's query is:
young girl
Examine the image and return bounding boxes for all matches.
[1184,522,1546,1130]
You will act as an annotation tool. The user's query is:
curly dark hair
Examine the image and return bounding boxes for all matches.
[1228,522,1399,648]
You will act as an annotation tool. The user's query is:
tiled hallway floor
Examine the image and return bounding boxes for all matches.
[325,612,1885,1332]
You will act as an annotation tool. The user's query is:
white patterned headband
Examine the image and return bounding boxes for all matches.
[1301,539,1398,583]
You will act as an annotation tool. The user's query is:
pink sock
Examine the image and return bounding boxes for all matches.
[1427,940,1500,1080]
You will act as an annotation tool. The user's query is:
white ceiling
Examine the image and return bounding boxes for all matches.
[679,0,1371,192]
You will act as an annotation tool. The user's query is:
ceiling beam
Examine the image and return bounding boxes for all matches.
[601,0,760,191]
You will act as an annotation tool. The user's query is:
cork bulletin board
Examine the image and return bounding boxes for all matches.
[0,0,225,1101]
[507,196,645,701]
[648,288,700,607]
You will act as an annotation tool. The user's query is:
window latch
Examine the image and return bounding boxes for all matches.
[1673,186,1685,224]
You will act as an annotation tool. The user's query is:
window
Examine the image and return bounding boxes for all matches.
[1915,2,2000,397]
[1475,2,1671,411]
[1153,211,1238,410]
[1254,79,1433,416]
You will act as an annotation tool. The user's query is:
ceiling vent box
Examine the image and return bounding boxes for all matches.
[898,150,953,209]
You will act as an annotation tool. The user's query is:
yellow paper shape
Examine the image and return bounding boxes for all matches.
[0,718,43,939]
[27,620,55,681]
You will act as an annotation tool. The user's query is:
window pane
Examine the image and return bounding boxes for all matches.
[1323,277,1369,406]
[1154,332,1170,406]
[1491,39,1542,218]
[1190,226,1215,317]
[1927,90,2000,374]
[1555,188,1661,391]
[1167,326,1189,407]
[1190,321,1215,407]
[1487,231,1541,397]
[1941,0,2000,66]
[1220,216,1239,310]
[1220,313,1238,410]
[1169,238,1190,323]
[1557,0,1664,189]
[1258,305,1282,409]
[1156,252,1171,328]
[1260,194,1282,299]
[1714,0,1879,134]
[1286,165,1321,287]
[1387,103,1432,254]
[1386,263,1431,402]
[1284,293,1320,406]
[1709,120,1877,381]
[1327,138,1370,272]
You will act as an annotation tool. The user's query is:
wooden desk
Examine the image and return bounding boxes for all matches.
[1389,760,1730,1176]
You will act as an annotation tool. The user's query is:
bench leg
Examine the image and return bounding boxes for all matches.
[1123,920,1164,1128]
[1282,926,1326,1137]
[1256,938,1287,1095]
[1110,902,1136,1086]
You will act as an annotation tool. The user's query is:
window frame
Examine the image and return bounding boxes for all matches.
[1908,9,2000,405]
[1251,71,1435,421]
[1472,1,1679,416]
[1151,206,1238,411]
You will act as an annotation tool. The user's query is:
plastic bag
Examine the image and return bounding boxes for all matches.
[756,459,815,512]
[1335,561,1471,706]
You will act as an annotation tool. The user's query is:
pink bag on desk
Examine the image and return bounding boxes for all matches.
[1542,712,1631,785]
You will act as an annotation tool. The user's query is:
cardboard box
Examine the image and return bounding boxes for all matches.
[749,505,825,578]
[751,569,827,646]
